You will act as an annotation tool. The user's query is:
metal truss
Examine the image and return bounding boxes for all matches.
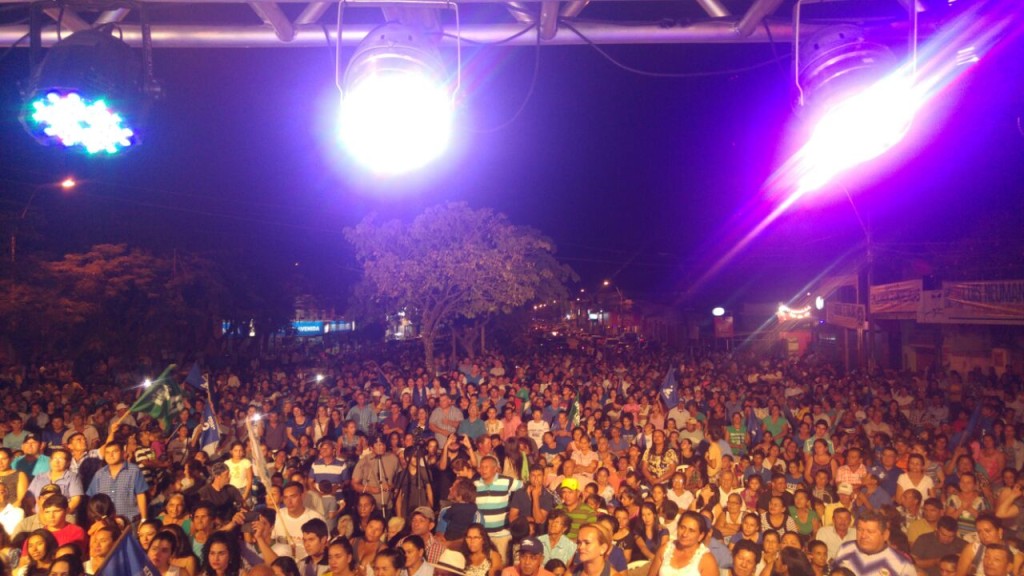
[0,0,924,48]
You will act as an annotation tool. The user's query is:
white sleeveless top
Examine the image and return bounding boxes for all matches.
[659,543,709,576]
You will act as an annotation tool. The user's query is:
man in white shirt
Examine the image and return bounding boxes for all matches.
[272,481,325,561]
[817,507,856,560]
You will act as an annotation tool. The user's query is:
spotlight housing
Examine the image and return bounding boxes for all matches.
[20,25,155,155]
[339,22,454,175]
[797,24,897,113]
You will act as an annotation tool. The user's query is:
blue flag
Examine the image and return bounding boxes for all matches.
[184,362,209,391]
[659,367,678,407]
[95,527,160,576]
[198,402,221,457]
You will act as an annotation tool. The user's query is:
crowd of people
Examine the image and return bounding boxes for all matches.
[0,339,1022,576]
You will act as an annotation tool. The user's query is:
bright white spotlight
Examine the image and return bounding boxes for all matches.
[711,307,726,317]
[793,24,919,193]
[799,73,920,193]
[315,374,325,383]
[142,378,152,388]
[340,23,453,175]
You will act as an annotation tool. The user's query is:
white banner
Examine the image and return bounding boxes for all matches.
[870,279,922,318]
[917,280,1024,325]
[826,302,865,330]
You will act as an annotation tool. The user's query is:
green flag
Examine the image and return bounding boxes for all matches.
[568,392,581,429]
[130,364,184,430]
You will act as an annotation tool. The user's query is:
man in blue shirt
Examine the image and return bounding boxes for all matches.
[87,442,148,521]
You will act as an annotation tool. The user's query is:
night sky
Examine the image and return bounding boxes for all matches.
[1,11,1023,312]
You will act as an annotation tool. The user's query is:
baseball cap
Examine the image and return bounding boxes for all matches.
[431,549,466,576]
[413,506,436,522]
[22,433,38,443]
[559,478,579,492]
[115,403,128,410]
[40,483,62,496]
[519,538,543,555]
[837,482,854,496]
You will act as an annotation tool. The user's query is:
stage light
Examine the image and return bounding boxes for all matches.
[339,22,455,175]
[793,23,919,193]
[20,26,156,155]
[712,307,726,317]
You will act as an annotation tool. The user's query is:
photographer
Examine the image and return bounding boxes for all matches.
[351,436,400,513]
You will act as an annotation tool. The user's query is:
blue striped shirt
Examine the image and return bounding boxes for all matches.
[474,475,523,539]
[833,540,916,576]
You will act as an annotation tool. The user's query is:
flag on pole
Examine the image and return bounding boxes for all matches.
[130,364,184,431]
[246,417,272,490]
[184,362,209,391]
[568,392,582,429]
[659,367,679,408]
[95,525,160,576]
[196,402,220,457]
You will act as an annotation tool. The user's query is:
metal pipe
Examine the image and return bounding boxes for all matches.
[95,8,132,25]
[294,1,331,25]
[735,0,784,37]
[248,1,296,41]
[560,0,590,18]
[42,7,89,33]
[538,0,558,39]
[506,2,534,23]
[694,0,729,19]
[0,19,830,47]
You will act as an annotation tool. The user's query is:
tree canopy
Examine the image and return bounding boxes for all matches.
[345,202,575,372]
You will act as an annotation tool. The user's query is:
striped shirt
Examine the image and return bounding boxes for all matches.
[475,475,523,539]
[833,541,916,576]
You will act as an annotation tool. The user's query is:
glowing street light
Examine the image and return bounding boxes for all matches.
[711,307,726,317]
[9,177,78,263]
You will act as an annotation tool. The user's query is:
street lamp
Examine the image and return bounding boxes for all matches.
[9,177,76,263]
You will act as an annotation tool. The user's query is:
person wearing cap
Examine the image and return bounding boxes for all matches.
[475,454,523,563]
[199,461,246,526]
[502,537,553,576]
[410,506,446,564]
[114,402,137,428]
[26,448,82,514]
[86,441,149,522]
[822,483,856,527]
[351,436,400,512]
[555,478,595,542]
[12,433,50,482]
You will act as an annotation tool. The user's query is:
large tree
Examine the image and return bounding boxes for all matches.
[0,243,233,360]
[345,202,574,372]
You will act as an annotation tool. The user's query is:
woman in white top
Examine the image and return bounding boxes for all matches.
[224,442,253,502]
[148,531,183,576]
[648,511,718,576]
[895,453,935,501]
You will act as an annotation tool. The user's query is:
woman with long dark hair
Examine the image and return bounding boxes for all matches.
[647,512,717,576]
[461,523,502,576]
[629,503,668,565]
[641,431,678,487]
[14,530,58,576]
[198,532,241,576]
[326,538,358,576]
